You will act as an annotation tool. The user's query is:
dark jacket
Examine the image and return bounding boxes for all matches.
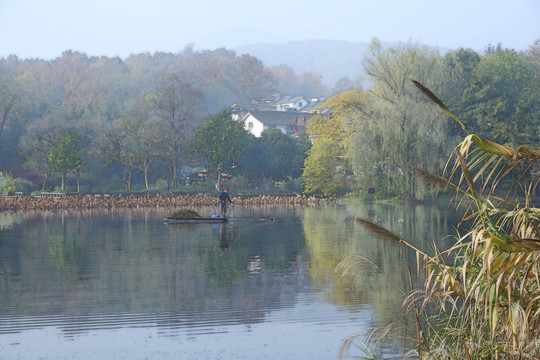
[219,191,232,204]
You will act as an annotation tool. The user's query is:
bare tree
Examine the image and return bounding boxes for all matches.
[0,77,19,143]
[148,73,205,188]
[226,54,275,107]
[529,38,540,72]
[19,115,65,190]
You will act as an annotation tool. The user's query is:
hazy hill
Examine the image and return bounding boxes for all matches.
[235,40,371,87]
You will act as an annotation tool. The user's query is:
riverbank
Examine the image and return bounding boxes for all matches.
[0,193,332,211]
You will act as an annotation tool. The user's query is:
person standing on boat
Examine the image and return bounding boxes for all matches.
[219,188,233,217]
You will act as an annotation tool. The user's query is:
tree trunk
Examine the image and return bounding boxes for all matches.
[125,170,132,191]
[172,164,178,189]
[41,170,50,191]
[61,173,66,191]
[143,159,152,190]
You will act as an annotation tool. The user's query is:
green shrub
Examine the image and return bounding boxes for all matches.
[0,173,38,195]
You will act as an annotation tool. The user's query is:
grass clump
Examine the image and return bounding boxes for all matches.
[168,209,201,219]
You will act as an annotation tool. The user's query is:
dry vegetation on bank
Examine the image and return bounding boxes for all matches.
[0,193,331,212]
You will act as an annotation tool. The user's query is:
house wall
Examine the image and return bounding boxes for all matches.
[244,115,265,137]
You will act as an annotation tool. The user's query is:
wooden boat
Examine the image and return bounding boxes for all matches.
[164,216,227,224]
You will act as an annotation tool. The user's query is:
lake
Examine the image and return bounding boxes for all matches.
[0,202,461,359]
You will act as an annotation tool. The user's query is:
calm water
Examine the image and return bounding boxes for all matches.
[0,202,460,359]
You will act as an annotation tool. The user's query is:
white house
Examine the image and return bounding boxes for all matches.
[241,111,312,138]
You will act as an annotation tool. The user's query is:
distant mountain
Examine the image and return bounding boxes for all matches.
[235,40,371,87]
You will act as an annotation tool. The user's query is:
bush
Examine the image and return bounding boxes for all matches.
[0,173,38,195]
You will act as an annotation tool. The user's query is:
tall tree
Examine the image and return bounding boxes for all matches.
[191,109,252,184]
[357,39,450,198]
[225,54,275,107]
[260,128,311,183]
[297,72,330,98]
[19,117,60,190]
[333,76,357,93]
[148,73,205,188]
[302,113,346,195]
[461,48,539,146]
[101,116,146,191]
[529,39,540,72]
[48,129,87,191]
[440,48,481,136]
[0,75,19,143]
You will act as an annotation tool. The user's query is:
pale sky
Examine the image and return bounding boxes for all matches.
[1,0,539,60]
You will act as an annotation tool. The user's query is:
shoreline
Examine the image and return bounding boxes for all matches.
[0,193,332,212]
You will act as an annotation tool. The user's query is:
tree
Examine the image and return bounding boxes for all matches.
[148,73,205,188]
[267,65,298,95]
[296,72,330,98]
[440,48,481,136]
[302,113,346,195]
[302,134,345,196]
[357,39,451,198]
[19,118,58,190]
[251,128,311,186]
[333,76,356,93]
[48,129,87,191]
[0,75,20,143]
[529,39,540,72]
[100,116,145,191]
[461,48,539,147]
[137,119,161,190]
[302,89,366,195]
[191,109,253,184]
[225,54,275,107]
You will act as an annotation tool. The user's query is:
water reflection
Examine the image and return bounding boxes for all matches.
[218,223,229,253]
[302,202,461,326]
[0,203,461,359]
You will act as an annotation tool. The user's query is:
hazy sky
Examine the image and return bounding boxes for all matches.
[1,0,539,59]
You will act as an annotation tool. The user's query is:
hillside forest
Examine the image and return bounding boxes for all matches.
[0,39,539,199]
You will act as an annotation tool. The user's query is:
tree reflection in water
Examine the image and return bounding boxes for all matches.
[0,203,460,359]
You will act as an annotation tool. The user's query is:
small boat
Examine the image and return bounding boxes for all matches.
[164,216,227,224]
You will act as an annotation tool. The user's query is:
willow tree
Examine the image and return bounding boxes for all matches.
[356,39,453,199]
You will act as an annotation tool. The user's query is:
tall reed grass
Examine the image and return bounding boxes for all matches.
[338,81,540,359]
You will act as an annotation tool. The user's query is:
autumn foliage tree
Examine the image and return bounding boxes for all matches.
[302,89,365,195]
[302,112,346,195]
